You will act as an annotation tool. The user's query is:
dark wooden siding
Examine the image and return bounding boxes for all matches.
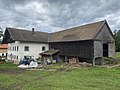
[49,40,94,59]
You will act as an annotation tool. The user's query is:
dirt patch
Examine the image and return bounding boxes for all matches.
[102,64,120,69]
[0,87,7,90]
[14,86,22,90]
[56,68,66,71]
[0,69,25,74]
[67,62,92,68]
[35,77,44,81]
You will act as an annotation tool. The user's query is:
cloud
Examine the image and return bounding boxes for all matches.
[0,0,120,32]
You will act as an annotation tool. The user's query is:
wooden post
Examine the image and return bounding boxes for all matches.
[65,56,67,63]
[57,54,58,58]
[92,56,95,66]
[50,55,52,60]
[50,55,52,63]
[76,57,79,63]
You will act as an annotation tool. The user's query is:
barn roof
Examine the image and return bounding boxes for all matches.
[2,20,112,43]
[49,20,106,42]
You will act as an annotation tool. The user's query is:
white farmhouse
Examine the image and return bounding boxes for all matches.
[2,28,49,62]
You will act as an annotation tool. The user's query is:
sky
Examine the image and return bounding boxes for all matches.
[0,0,120,32]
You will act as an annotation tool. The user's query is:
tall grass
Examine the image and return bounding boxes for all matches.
[114,52,120,59]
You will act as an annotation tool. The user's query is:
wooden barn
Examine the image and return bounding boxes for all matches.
[49,20,115,64]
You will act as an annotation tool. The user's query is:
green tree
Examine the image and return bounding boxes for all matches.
[114,30,120,52]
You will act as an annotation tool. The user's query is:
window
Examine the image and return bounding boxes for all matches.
[15,46,16,51]
[2,53,4,56]
[42,46,45,51]
[13,47,14,51]
[8,47,10,51]
[24,46,29,51]
[9,47,11,51]
[13,55,16,59]
[17,46,19,51]
[17,56,18,60]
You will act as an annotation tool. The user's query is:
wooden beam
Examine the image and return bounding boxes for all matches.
[65,56,67,63]
[92,56,95,66]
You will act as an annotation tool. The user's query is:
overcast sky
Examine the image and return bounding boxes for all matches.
[0,0,120,32]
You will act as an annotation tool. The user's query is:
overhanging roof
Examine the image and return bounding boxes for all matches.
[40,50,59,56]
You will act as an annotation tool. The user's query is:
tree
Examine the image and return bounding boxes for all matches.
[114,30,120,52]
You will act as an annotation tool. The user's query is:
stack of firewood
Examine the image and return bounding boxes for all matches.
[69,58,77,64]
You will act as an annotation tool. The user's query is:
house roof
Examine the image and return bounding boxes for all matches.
[2,20,113,43]
[5,28,49,43]
[0,44,8,49]
[49,20,106,42]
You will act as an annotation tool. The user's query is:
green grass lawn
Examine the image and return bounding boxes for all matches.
[0,62,120,90]
[114,52,120,59]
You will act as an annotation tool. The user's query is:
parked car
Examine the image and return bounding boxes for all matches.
[19,60,30,65]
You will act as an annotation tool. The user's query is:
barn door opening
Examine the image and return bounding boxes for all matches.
[103,43,108,57]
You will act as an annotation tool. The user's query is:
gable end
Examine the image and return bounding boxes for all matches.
[93,21,114,41]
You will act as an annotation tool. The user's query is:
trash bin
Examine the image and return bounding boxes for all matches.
[55,58,59,63]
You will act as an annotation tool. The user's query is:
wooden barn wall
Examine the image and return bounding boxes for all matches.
[94,23,115,57]
[109,43,115,57]
[49,40,94,59]
[94,41,102,58]
[95,23,114,42]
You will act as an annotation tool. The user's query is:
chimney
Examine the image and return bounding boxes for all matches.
[32,28,35,34]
